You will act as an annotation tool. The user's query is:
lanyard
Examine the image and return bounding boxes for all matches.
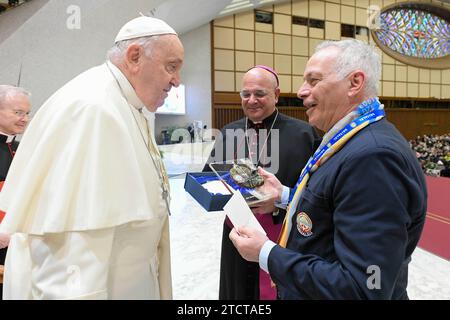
[289,98,385,202]
[278,98,385,248]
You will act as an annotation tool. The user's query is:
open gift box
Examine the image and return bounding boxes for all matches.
[184,172,232,211]
[184,169,271,212]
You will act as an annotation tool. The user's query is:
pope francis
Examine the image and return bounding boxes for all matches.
[0,16,184,299]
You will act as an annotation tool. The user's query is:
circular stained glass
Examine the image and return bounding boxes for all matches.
[371,2,450,68]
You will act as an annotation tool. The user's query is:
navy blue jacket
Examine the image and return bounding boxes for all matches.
[268,118,427,299]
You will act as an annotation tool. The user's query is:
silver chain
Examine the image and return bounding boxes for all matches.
[245,108,279,166]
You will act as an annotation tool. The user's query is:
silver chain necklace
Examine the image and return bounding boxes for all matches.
[245,108,279,166]
[106,63,171,215]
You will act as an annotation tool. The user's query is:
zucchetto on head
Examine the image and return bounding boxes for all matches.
[115,16,177,43]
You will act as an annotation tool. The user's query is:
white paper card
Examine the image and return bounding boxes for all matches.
[202,180,233,195]
[223,190,266,235]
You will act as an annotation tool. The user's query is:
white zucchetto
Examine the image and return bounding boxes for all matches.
[115,16,177,43]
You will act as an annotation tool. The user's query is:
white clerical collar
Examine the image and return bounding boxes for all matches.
[106,60,145,110]
[0,131,15,143]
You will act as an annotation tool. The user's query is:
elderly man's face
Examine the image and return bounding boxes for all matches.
[240,69,279,122]
[135,34,184,112]
[297,48,352,132]
[0,94,31,135]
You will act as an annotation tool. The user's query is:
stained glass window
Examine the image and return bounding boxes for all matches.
[373,8,450,59]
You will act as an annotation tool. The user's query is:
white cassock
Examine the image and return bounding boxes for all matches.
[0,61,172,300]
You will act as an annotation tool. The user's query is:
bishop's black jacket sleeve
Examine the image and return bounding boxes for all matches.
[268,147,424,299]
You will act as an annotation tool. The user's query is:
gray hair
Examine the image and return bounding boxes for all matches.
[107,35,160,63]
[0,85,31,108]
[315,39,381,96]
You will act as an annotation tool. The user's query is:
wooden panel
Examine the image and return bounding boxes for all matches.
[292,56,308,75]
[255,52,274,68]
[214,92,241,104]
[386,109,450,140]
[395,82,407,97]
[396,66,407,82]
[326,3,340,22]
[309,1,325,20]
[214,71,235,92]
[383,64,395,81]
[235,29,255,51]
[325,21,340,40]
[213,27,234,49]
[355,7,366,27]
[274,2,291,14]
[235,11,254,30]
[309,27,324,39]
[420,69,430,83]
[408,66,419,82]
[430,70,441,84]
[255,22,273,32]
[212,105,308,130]
[274,34,291,54]
[235,51,254,71]
[274,13,291,34]
[214,49,234,70]
[255,32,274,53]
[279,75,292,93]
[442,70,450,84]
[292,0,308,16]
[212,105,450,141]
[341,5,355,24]
[213,105,244,130]
[275,54,292,74]
[214,16,234,27]
[292,36,309,56]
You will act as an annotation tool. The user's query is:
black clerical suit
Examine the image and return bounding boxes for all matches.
[0,134,18,299]
[204,110,320,300]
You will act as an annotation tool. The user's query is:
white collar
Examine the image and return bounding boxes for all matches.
[0,131,16,143]
[106,60,145,110]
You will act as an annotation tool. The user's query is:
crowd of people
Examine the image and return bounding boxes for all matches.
[410,134,450,177]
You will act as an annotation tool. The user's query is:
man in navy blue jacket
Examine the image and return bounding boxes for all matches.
[229,39,427,299]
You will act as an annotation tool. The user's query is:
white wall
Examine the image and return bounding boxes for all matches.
[0,0,213,144]
[0,0,165,110]
[154,23,212,143]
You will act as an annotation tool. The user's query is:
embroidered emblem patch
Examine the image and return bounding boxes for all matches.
[296,212,313,237]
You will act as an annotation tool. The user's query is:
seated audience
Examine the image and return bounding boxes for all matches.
[410,134,450,177]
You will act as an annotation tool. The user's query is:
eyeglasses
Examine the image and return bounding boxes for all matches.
[12,110,30,118]
[239,90,271,100]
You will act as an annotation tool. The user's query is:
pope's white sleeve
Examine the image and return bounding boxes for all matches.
[157,216,172,299]
[28,228,115,300]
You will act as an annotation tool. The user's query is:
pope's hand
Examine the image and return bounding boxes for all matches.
[0,233,10,249]
[229,226,268,262]
[250,167,283,214]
